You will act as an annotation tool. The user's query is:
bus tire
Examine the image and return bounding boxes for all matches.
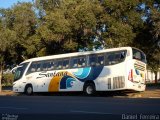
[83,83,95,96]
[25,84,33,95]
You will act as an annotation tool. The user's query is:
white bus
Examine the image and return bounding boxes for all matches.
[13,47,147,95]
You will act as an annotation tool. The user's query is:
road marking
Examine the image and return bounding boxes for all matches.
[70,110,114,115]
[0,107,28,110]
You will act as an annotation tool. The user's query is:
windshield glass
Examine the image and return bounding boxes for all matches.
[14,62,29,81]
[132,48,146,63]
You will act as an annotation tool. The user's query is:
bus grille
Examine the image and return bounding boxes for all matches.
[107,78,111,89]
[113,76,125,89]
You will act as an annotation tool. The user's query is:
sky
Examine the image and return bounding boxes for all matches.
[0,0,33,9]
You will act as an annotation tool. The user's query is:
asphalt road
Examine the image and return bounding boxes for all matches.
[0,96,160,120]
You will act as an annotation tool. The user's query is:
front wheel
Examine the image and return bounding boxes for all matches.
[25,85,33,95]
[83,83,96,96]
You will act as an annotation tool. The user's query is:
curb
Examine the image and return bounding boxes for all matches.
[0,90,15,96]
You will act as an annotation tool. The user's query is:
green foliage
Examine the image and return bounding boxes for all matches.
[0,29,16,52]
[133,1,160,76]
[103,22,135,47]
[2,73,14,86]
[0,0,159,76]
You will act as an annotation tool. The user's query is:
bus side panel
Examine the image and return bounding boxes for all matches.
[47,67,104,92]
[55,67,104,92]
[96,62,126,91]
[48,69,84,92]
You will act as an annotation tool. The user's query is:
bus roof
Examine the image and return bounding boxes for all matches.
[21,47,134,64]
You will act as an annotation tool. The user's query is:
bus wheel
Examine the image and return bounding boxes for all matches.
[83,83,95,96]
[25,85,33,95]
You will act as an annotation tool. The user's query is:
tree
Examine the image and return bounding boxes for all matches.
[35,0,104,53]
[133,0,160,83]
[10,2,38,59]
[0,0,160,88]
[99,0,144,48]
[146,2,160,83]
[0,9,17,91]
[0,2,37,90]
[0,28,17,91]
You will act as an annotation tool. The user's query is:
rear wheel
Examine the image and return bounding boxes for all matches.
[83,83,95,96]
[25,85,33,95]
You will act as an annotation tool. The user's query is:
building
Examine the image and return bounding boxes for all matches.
[146,69,160,83]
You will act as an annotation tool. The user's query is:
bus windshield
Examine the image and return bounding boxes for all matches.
[132,48,146,63]
[14,62,29,81]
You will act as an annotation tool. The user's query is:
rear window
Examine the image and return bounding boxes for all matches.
[132,48,146,63]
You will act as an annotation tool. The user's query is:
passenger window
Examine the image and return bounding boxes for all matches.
[42,61,48,71]
[97,54,104,66]
[29,63,36,72]
[114,53,122,61]
[42,60,55,71]
[106,53,115,65]
[56,60,62,69]
[71,58,78,68]
[63,59,69,69]
[105,51,126,65]
[48,61,55,70]
[88,55,97,66]
[36,62,42,72]
[27,61,42,74]
[78,57,86,67]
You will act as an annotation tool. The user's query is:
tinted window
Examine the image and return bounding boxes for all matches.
[88,54,97,66]
[55,60,63,69]
[42,60,55,71]
[29,63,36,72]
[47,61,55,70]
[71,56,86,68]
[26,61,42,74]
[88,54,104,66]
[14,62,29,81]
[132,48,146,63]
[78,56,86,67]
[71,58,78,68]
[37,62,41,72]
[97,54,104,66]
[63,59,70,69]
[141,53,146,63]
[42,61,48,71]
[105,51,126,65]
